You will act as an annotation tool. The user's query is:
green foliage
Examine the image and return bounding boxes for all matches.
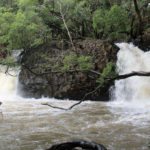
[7,0,49,50]
[61,52,77,72]
[52,63,60,70]
[61,52,94,72]
[0,0,50,51]
[97,62,116,86]
[93,8,106,38]
[77,56,94,70]
[63,1,92,37]
[0,8,15,47]
[0,0,149,71]
[93,4,130,39]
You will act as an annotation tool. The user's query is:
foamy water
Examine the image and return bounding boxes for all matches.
[0,43,150,150]
[111,43,150,107]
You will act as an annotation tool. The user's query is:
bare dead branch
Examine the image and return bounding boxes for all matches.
[41,102,68,111]
[133,0,143,35]
[22,64,101,76]
[106,71,150,81]
[56,0,75,51]
[5,66,17,77]
[41,71,150,111]
[22,65,47,76]
[68,85,101,110]
[41,85,101,110]
[0,64,17,77]
[89,70,101,75]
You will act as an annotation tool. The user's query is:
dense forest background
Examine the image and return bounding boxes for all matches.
[0,0,150,66]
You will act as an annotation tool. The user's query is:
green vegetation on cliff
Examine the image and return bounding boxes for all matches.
[97,62,117,86]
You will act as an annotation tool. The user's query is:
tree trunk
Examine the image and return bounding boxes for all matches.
[130,16,135,38]
[133,0,143,35]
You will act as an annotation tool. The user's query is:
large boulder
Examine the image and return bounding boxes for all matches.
[18,39,118,100]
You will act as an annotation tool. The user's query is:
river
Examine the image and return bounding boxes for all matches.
[0,43,150,150]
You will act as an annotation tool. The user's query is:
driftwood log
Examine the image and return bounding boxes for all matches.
[46,139,107,150]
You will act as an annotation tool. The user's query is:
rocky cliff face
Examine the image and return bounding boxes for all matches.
[18,39,119,100]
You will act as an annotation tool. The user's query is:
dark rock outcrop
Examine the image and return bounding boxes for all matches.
[18,39,119,100]
[133,28,150,51]
[46,139,107,150]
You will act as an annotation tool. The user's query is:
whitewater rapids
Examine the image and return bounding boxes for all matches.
[0,43,150,150]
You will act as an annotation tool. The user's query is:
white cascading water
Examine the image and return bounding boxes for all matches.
[0,67,18,97]
[0,43,150,150]
[111,43,150,107]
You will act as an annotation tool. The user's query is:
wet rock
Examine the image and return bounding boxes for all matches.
[18,39,118,100]
[46,139,107,150]
[133,28,150,51]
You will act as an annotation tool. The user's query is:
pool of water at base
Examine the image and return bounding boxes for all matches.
[0,96,150,150]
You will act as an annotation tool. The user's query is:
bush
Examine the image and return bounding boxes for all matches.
[77,56,94,70]
[97,62,116,86]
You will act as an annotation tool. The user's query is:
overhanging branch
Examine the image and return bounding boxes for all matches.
[22,64,101,76]
[106,71,150,81]
[42,71,150,110]
[41,85,101,110]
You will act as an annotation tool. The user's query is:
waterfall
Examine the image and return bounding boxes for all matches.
[0,67,18,97]
[0,44,150,150]
[111,43,150,106]
[0,50,22,98]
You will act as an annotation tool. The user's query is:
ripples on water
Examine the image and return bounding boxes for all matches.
[0,43,150,150]
[0,97,150,150]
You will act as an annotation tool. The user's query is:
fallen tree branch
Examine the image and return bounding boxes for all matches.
[68,85,101,110]
[5,66,17,77]
[46,139,107,150]
[41,71,150,110]
[41,85,101,110]
[22,64,101,76]
[41,103,68,111]
[0,64,17,77]
[106,71,150,81]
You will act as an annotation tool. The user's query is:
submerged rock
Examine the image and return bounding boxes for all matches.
[18,39,118,100]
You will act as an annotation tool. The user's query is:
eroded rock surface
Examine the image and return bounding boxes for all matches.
[19,39,118,100]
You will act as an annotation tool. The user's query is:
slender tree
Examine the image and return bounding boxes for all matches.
[133,0,143,35]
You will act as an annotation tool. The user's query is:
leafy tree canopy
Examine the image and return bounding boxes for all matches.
[0,0,149,67]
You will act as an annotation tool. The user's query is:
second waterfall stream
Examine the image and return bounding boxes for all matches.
[111,43,150,107]
[0,43,150,150]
